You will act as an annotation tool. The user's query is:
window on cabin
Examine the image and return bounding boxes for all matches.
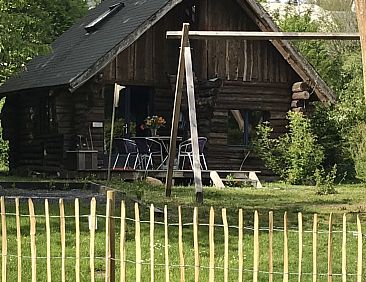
[227,110,270,146]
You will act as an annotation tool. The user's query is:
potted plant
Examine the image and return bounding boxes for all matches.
[144,115,166,136]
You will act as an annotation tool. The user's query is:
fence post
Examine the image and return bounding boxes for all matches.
[312,214,318,282]
[15,198,21,282]
[106,190,116,282]
[357,215,362,282]
[28,198,37,282]
[1,196,7,282]
[269,211,274,282]
[327,213,333,282]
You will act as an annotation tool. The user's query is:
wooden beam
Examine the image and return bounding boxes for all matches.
[184,46,203,203]
[355,0,366,104]
[165,23,190,197]
[167,31,360,41]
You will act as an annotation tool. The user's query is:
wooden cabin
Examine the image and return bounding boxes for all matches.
[0,0,335,174]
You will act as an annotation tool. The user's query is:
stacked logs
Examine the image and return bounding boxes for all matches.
[291,81,311,113]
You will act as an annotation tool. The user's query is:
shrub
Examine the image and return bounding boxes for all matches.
[254,111,324,184]
[0,98,9,171]
[315,165,337,195]
[348,122,366,181]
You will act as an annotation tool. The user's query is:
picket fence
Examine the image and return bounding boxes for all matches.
[0,192,364,282]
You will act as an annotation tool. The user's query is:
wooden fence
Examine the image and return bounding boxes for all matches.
[0,192,364,281]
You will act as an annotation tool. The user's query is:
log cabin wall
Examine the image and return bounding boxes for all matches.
[69,80,105,165]
[2,90,64,170]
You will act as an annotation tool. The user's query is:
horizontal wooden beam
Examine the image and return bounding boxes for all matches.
[166,31,360,41]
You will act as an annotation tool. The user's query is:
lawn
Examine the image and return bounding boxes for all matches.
[1,180,366,281]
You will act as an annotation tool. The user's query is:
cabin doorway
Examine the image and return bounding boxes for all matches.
[104,85,154,141]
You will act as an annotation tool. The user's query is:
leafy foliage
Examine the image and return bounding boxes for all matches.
[0,98,8,170]
[0,0,88,84]
[314,164,337,195]
[254,112,324,184]
[348,123,366,181]
[274,7,365,181]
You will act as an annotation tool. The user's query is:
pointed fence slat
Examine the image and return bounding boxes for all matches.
[90,197,97,282]
[15,198,21,282]
[327,213,333,282]
[193,207,199,282]
[135,203,142,282]
[253,211,259,282]
[178,206,185,282]
[1,196,7,282]
[238,209,243,282]
[313,214,318,282]
[222,208,229,282]
[120,201,126,282]
[342,214,347,282]
[28,198,37,282]
[283,212,289,282]
[269,211,274,282]
[209,207,215,282]
[105,191,116,282]
[75,198,80,282]
[59,199,66,282]
[357,215,362,282]
[150,204,155,282]
[298,212,303,282]
[45,199,51,282]
[164,206,169,282]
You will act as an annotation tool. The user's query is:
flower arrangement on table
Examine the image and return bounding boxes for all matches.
[144,115,166,129]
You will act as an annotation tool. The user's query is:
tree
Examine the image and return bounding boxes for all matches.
[0,0,88,84]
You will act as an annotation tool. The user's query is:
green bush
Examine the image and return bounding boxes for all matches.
[348,122,366,181]
[0,98,9,171]
[315,165,337,195]
[254,111,324,185]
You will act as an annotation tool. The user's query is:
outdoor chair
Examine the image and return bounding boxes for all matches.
[177,137,208,170]
[135,138,164,170]
[112,138,139,169]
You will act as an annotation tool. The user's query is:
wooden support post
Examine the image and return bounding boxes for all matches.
[165,23,190,197]
[106,191,116,282]
[184,46,203,203]
[355,0,366,103]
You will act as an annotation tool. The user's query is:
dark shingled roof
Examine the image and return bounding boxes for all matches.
[0,0,336,103]
[0,0,181,94]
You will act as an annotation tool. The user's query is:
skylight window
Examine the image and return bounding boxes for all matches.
[85,2,124,33]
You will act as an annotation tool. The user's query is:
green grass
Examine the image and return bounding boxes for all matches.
[1,181,366,281]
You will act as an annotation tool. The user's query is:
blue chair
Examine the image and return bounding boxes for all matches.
[135,138,164,170]
[113,138,139,169]
[177,137,208,170]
